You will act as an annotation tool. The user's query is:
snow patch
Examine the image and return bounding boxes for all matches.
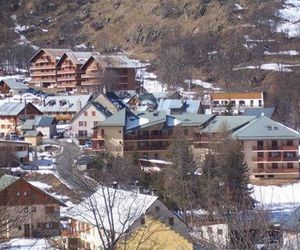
[235,63,300,72]
[0,238,53,250]
[265,50,299,56]
[74,43,87,50]
[185,79,221,91]
[276,0,300,37]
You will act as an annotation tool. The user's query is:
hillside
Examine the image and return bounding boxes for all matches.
[1,0,300,127]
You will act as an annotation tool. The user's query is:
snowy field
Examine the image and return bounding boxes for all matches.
[0,238,54,250]
[235,63,300,72]
[252,182,300,222]
[277,0,300,37]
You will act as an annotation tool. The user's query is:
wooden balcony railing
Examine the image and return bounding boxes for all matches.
[124,134,171,141]
[253,156,298,162]
[253,168,299,174]
[124,145,168,151]
[252,145,298,151]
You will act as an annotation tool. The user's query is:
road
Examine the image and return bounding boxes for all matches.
[55,139,83,190]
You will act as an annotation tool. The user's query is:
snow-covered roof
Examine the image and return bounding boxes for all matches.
[67,186,158,234]
[35,94,92,113]
[0,79,28,90]
[157,99,201,115]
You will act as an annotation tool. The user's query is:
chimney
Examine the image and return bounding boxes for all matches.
[76,100,81,111]
[103,85,106,94]
[261,112,264,117]
[112,182,118,189]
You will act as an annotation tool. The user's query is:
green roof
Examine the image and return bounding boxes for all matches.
[24,130,43,137]
[0,175,19,192]
[231,116,300,140]
[96,108,126,127]
[202,115,256,133]
[173,114,215,126]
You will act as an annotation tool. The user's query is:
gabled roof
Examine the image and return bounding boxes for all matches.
[0,79,28,90]
[210,92,263,100]
[21,119,35,130]
[202,115,256,133]
[24,130,43,137]
[29,48,72,62]
[0,175,19,192]
[56,51,98,67]
[126,111,167,131]
[80,54,143,70]
[96,108,127,127]
[282,206,300,231]
[71,100,113,122]
[36,94,92,113]
[0,102,41,116]
[243,107,275,118]
[67,186,158,234]
[157,99,201,115]
[232,116,300,140]
[105,92,127,110]
[34,116,57,127]
[0,175,65,206]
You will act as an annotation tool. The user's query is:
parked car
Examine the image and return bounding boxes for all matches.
[20,163,39,170]
[84,141,92,149]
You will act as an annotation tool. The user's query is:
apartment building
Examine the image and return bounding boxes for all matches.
[232,116,300,179]
[0,102,42,134]
[0,175,65,239]
[29,48,71,88]
[210,92,264,114]
[28,49,142,94]
[56,51,96,92]
[92,109,214,160]
[65,186,194,250]
[80,54,141,94]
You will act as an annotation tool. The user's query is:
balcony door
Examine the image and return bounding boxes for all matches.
[257,141,264,150]
[271,140,278,150]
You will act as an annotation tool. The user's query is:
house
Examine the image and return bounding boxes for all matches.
[0,102,42,135]
[210,92,264,114]
[231,116,300,179]
[24,130,43,147]
[80,54,142,94]
[243,107,275,118]
[35,94,92,122]
[21,116,57,139]
[0,174,65,239]
[0,79,28,96]
[56,51,96,92]
[282,205,300,249]
[0,140,30,162]
[29,48,72,89]
[92,109,214,160]
[157,99,203,115]
[71,100,113,145]
[65,186,194,250]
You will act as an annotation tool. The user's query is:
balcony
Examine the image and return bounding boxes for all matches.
[124,145,168,152]
[30,65,56,70]
[253,167,299,174]
[124,134,171,141]
[31,72,56,77]
[253,156,299,162]
[252,145,298,151]
[92,135,105,141]
[57,77,76,81]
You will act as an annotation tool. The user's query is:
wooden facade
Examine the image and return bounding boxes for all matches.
[0,177,64,239]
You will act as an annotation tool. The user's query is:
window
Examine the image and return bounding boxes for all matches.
[207,227,212,233]
[217,229,223,235]
[257,141,264,150]
[141,216,145,225]
[259,100,262,107]
[287,163,294,169]
[93,121,98,126]
[272,163,278,169]
[101,129,105,136]
[16,192,20,197]
[32,206,36,212]
[24,192,28,196]
[287,140,293,146]
[84,111,88,116]
[79,121,84,127]
[250,100,254,107]
[92,111,96,116]
[168,217,174,226]
[18,226,22,230]
[1,125,5,129]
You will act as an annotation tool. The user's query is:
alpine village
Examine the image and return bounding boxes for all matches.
[1,0,300,249]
